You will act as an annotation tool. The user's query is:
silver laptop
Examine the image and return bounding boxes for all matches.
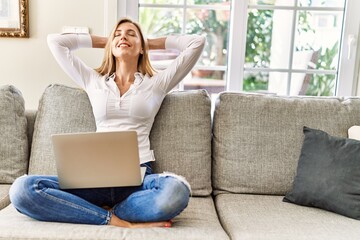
[51,131,146,189]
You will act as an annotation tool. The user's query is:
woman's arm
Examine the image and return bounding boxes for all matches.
[147,38,166,50]
[47,33,99,89]
[152,35,206,93]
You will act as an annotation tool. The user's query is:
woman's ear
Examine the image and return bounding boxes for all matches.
[140,49,144,54]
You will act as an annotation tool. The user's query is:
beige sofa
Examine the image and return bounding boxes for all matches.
[1,84,360,240]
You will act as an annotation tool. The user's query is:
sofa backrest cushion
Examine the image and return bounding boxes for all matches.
[0,85,28,183]
[150,90,212,196]
[28,84,96,175]
[212,92,360,195]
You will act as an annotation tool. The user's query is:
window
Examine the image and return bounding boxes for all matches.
[228,0,360,96]
[117,0,360,96]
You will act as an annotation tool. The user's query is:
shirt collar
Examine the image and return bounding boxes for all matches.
[134,72,144,85]
[105,73,115,82]
[105,72,144,85]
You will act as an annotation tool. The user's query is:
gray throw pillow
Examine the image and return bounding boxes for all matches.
[28,84,96,175]
[0,85,28,183]
[283,126,360,219]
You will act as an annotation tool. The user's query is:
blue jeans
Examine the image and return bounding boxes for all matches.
[9,164,190,225]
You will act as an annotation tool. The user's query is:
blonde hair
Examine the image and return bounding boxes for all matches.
[95,18,156,77]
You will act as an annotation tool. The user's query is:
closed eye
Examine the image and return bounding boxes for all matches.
[127,30,136,36]
[114,29,137,38]
[114,30,121,37]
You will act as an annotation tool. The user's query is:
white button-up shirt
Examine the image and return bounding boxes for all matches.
[47,33,205,164]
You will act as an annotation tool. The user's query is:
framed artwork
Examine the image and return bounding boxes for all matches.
[0,0,28,38]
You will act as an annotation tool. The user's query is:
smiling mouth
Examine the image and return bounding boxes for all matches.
[117,43,130,48]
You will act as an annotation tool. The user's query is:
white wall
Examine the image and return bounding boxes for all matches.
[0,0,114,109]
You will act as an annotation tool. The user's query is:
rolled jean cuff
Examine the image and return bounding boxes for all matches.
[105,210,113,225]
[159,172,192,195]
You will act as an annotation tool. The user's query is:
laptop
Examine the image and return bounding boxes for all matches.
[51,131,146,189]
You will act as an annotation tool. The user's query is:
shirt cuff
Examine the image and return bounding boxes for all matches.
[165,35,179,50]
[77,33,92,48]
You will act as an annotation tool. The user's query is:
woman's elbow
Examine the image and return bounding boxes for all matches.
[196,35,206,51]
[198,35,206,46]
[47,33,60,48]
[190,35,206,49]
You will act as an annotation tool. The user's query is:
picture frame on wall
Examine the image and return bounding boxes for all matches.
[0,0,28,38]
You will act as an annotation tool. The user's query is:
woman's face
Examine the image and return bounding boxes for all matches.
[111,22,143,60]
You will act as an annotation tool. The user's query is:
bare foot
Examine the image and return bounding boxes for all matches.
[109,214,171,228]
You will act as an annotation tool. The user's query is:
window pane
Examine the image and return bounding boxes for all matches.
[244,71,334,96]
[298,0,345,8]
[139,0,184,4]
[246,72,337,96]
[139,7,183,37]
[293,73,336,96]
[185,70,226,94]
[294,11,343,70]
[243,71,285,93]
[245,9,294,69]
[186,8,230,68]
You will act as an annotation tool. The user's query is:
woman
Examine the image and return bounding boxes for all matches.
[9,18,205,228]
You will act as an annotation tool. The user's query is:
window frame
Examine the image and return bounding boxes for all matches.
[337,0,360,96]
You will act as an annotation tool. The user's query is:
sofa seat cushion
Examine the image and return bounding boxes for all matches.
[0,197,229,240]
[0,184,11,210]
[215,193,360,240]
[0,85,28,183]
[212,92,360,195]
